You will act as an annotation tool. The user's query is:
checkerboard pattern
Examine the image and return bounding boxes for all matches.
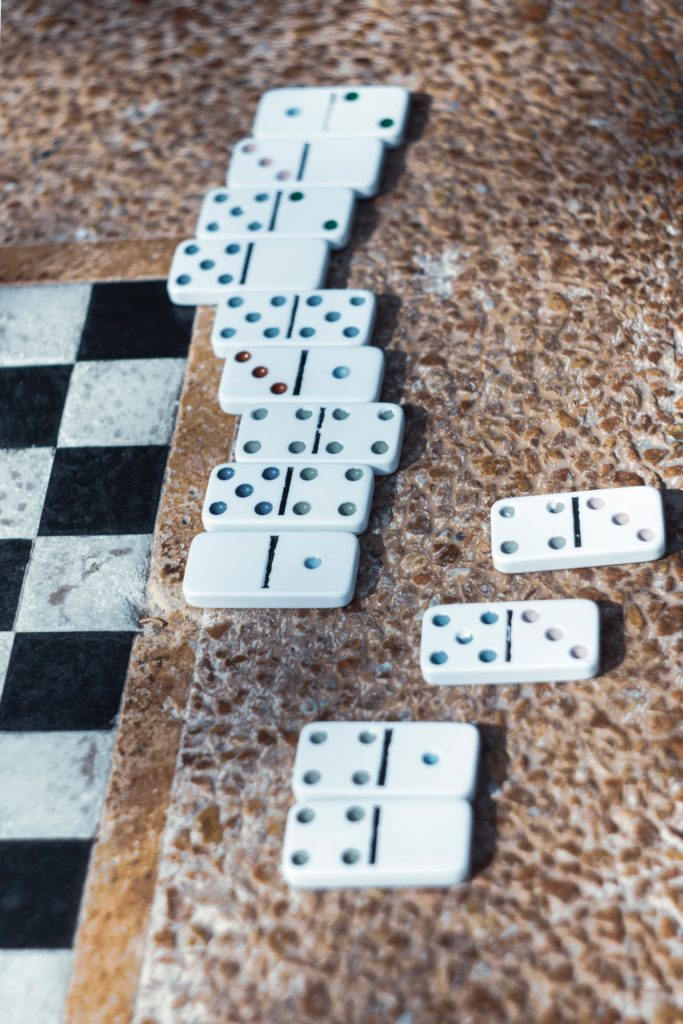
[0,281,194,1023]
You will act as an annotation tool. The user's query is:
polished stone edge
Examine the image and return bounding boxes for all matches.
[65,307,225,1023]
[0,239,183,285]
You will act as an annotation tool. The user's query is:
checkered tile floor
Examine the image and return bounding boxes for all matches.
[0,280,194,1023]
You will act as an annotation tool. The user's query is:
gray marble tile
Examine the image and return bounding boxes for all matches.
[15,534,152,631]
[0,731,115,838]
[0,951,73,1024]
[0,448,54,538]
[57,358,186,447]
[0,633,13,697]
[0,284,91,367]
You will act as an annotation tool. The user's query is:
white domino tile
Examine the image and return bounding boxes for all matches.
[421,599,601,685]
[293,722,480,801]
[167,238,329,305]
[491,486,666,572]
[210,289,376,357]
[183,531,360,608]
[218,346,384,413]
[227,137,385,197]
[234,402,404,475]
[253,86,410,148]
[202,463,374,534]
[196,187,355,249]
[282,797,472,888]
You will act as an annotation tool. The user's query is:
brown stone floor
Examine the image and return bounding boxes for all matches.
[3,1,682,1022]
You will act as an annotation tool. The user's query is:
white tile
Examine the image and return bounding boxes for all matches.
[58,359,186,446]
[16,534,152,631]
[0,448,54,539]
[0,633,13,698]
[0,731,115,838]
[0,951,73,1024]
[0,284,91,366]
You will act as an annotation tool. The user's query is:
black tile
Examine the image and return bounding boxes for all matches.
[78,280,195,360]
[0,540,31,630]
[39,445,169,536]
[0,632,134,731]
[0,840,92,949]
[0,365,72,447]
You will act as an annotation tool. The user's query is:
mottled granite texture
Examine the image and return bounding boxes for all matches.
[2,0,682,1021]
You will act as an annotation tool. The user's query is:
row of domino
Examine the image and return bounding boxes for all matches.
[165,86,413,608]
[166,87,670,889]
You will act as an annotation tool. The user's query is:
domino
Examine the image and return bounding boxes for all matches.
[218,346,384,413]
[282,797,472,888]
[196,187,356,249]
[253,86,410,148]
[227,137,385,198]
[167,238,329,305]
[183,530,360,608]
[234,402,405,476]
[292,722,480,801]
[202,463,375,534]
[211,289,377,357]
[491,485,666,572]
[421,599,600,685]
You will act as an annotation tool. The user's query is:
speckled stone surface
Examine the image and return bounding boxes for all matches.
[3,0,682,1021]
